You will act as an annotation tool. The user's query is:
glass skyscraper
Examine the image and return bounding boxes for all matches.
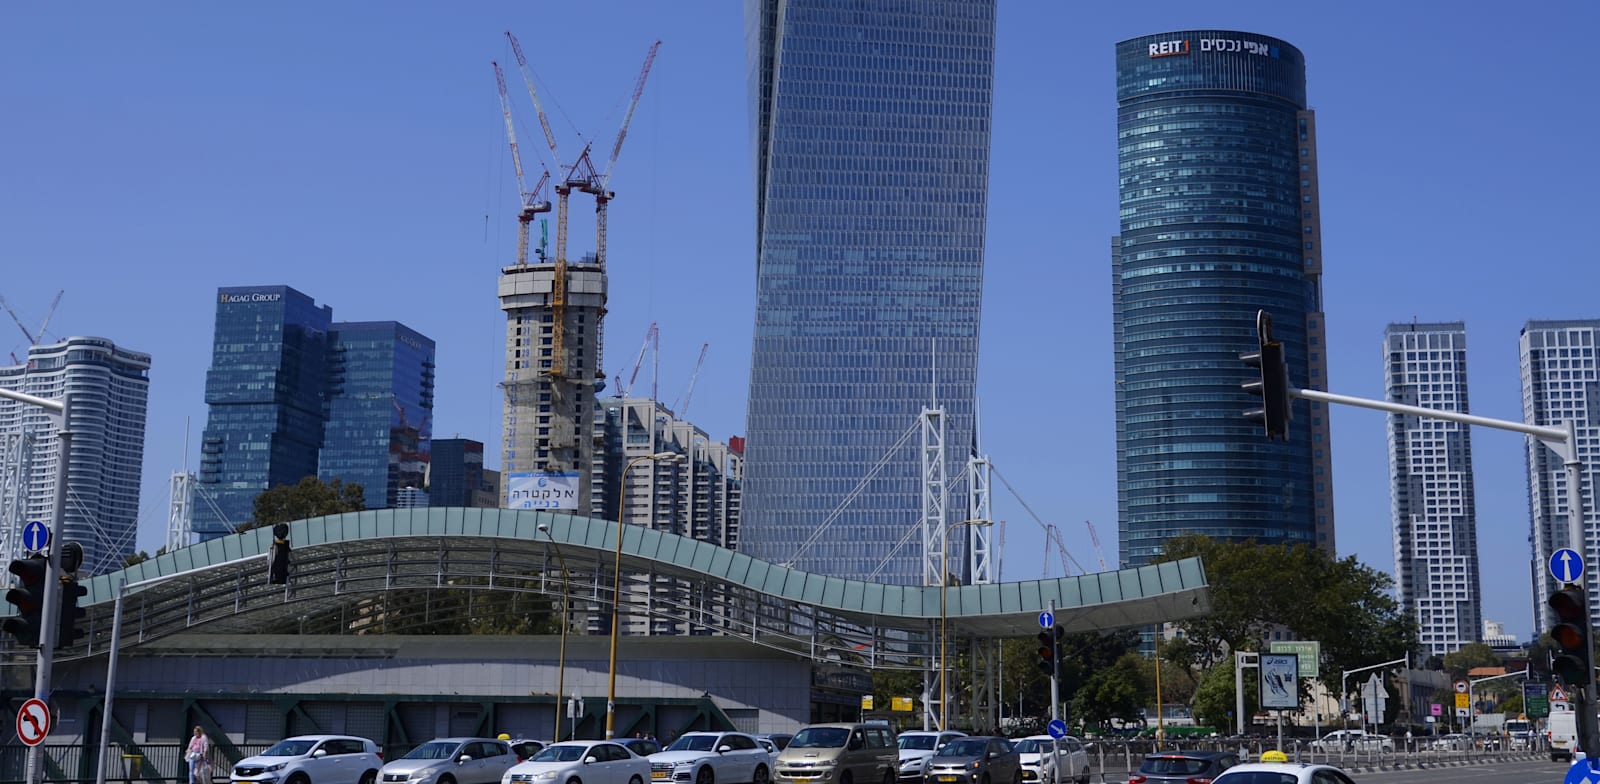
[1113,31,1336,566]
[738,0,996,584]
[319,321,435,510]
[0,337,151,575]
[428,438,486,508]
[1384,322,1481,655]
[194,286,433,538]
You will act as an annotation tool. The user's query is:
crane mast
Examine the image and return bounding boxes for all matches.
[492,61,551,269]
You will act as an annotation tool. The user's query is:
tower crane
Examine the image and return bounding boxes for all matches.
[1085,520,1108,572]
[1,289,64,363]
[492,61,552,270]
[674,342,709,418]
[1041,524,1076,579]
[617,322,658,398]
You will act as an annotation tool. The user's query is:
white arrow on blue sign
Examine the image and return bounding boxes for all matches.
[1047,719,1067,739]
[1551,548,1586,584]
[1564,757,1600,784]
[21,521,48,553]
[1039,611,1054,629]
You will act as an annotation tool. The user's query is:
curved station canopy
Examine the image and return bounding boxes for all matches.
[66,508,1210,669]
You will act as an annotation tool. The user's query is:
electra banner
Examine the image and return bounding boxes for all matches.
[506,472,580,510]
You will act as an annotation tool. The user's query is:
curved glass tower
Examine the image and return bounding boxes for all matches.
[739,0,996,584]
[1113,31,1336,565]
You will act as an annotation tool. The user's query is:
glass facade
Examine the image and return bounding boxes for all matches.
[319,321,435,510]
[1113,32,1333,566]
[739,0,995,584]
[194,287,434,538]
[428,438,485,508]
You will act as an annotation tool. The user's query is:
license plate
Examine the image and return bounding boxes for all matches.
[939,777,958,782]
[653,775,669,780]
[792,778,811,783]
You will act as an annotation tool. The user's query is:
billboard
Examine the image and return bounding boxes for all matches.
[1259,653,1300,710]
[506,472,580,510]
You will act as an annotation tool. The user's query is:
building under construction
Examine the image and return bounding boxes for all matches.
[494,35,659,512]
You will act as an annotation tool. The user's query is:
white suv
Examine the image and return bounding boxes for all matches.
[894,731,966,783]
[233,735,384,784]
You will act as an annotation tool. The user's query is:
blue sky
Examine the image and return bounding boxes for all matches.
[3,1,1597,641]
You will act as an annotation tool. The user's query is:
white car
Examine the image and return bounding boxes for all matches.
[506,741,649,784]
[1212,762,1356,784]
[648,732,772,784]
[1309,730,1393,753]
[894,731,966,783]
[1010,736,1089,784]
[382,738,518,784]
[233,735,384,784]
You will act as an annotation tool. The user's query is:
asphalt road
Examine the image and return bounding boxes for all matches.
[1360,758,1565,784]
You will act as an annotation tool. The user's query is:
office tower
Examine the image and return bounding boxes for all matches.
[593,396,743,634]
[195,286,433,538]
[0,337,151,575]
[429,438,487,508]
[740,0,997,584]
[1113,31,1335,566]
[499,252,607,513]
[319,321,436,509]
[1384,322,1481,655]
[1522,320,1600,636]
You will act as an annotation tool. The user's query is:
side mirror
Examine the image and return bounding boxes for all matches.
[311,750,328,759]
[584,757,598,765]
[718,746,732,754]
[458,755,473,763]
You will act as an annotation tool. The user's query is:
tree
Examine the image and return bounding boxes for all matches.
[242,476,365,532]
[1071,652,1147,730]
[1442,642,1499,675]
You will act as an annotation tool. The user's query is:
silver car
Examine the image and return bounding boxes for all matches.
[233,735,383,784]
[382,739,519,784]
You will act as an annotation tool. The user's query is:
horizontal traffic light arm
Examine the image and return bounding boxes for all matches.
[1296,387,1566,441]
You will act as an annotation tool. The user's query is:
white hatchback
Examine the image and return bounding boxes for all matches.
[648,732,772,784]
[504,742,649,784]
[1009,736,1088,784]
[232,735,384,784]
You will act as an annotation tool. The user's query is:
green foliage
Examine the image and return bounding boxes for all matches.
[124,551,150,566]
[1192,657,1253,732]
[1442,642,1499,675]
[1071,652,1147,729]
[243,476,365,532]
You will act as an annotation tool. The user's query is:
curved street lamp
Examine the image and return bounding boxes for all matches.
[537,523,572,740]
[941,517,993,730]
[605,450,683,739]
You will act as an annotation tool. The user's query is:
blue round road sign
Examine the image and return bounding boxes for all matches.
[1039,611,1054,629]
[1551,548,1586,584]
[1564,757,1600,784]
[21,521,48,553]
[1047,719,1067,739]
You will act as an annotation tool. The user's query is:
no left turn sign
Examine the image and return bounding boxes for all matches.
[16,698,49,746]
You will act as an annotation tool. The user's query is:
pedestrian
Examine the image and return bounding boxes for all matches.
[186,726,211,784]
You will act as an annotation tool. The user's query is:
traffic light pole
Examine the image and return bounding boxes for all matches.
[0,388,69,784]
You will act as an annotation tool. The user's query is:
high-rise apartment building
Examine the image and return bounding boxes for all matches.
[1384,322,1481,655]
[1113,31,1335,566]
[739,0,997,584]
[1522,320,1600,636]
[0,337,151,575]
[319,321,435,509]
[194,286,433,538]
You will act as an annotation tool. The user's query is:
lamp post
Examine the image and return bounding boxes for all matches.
[940,517,992,730]
[605,451,682,739]
[537,523,572,741]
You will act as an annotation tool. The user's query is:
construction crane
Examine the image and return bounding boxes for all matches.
[1041,524,1076,579]
[617,322,658,398]
[1,289,63,363]
[1085,520,1108,572]
[491,61,552,270]
[674,342,709,418]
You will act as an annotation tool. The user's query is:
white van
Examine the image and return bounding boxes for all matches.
[1549,711,1577,761]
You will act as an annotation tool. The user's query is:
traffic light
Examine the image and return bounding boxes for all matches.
[1036,625,1065,676]
[1240,310,1292,441]
[3,555,48,647]
[56,576,86,649]
[1548,584,1592,688]
[267,523,291,585]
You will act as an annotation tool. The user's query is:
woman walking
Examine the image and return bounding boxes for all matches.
[186,726,211,784]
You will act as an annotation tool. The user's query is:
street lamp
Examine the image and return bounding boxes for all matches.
[940,517,992,730]
[537,523,572,740]
[605,451,682,739]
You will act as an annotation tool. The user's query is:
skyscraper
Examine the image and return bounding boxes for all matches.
[0,337,151,575]
[429,438,487,508]
[1521,320,1600,637]
[1113,31,1336,565]
[194,287,433,538]
[739,0,996,584]
[1384,322,1481,655]
[319,321,435,509]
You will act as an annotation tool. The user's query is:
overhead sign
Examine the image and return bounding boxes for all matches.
[1552,548,1585,584]
[16,698,48,746]
[21,521,48,552]
[1526,682,1551,718]
[505,472,580,510]
[1259,653,1299,709]
[1268,641,1320,679]
[1039,611,1054,629]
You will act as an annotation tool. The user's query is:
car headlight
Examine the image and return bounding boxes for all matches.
[409,771,431,780]
[814,759,836,768]
[969,762,980,771]
[535,772,562,781]
[265,764,287,773]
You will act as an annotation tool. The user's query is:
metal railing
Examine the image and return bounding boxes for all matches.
[1074,735,1548,781]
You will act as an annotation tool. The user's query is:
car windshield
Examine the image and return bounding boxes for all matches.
[1011,740,1044,754]
[898,736,939,751]
[790,728,849,749]
[936,740,989,758]
[1140,757,1207,775]
[403,742,461,760]
[1217,774,1297,784]
[669,736,719,752]
[261,740,317,757]
[531,746,588,763]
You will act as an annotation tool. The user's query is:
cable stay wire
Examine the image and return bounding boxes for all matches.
[990,463,1088,576]
[783,419,921,567]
